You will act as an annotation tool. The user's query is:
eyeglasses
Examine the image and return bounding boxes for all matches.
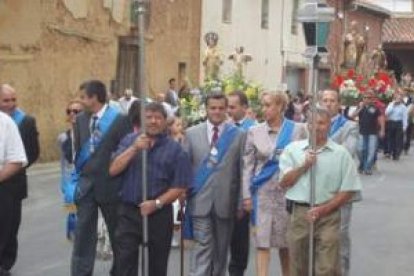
[66,109,81,115]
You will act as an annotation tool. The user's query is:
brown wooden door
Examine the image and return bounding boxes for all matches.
[115,35,140,98]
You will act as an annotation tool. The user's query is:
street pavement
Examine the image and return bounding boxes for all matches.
[10,152,414,275]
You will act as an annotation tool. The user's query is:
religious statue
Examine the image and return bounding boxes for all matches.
[202,32,222,81]
[342,21,367,72]
[371,44,388,72]
[228,46,252,78]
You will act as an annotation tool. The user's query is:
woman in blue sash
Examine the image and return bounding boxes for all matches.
[57,99,84,240]
[242,91,307,276]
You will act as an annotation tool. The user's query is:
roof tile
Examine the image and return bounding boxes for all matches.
[383,17,414,43]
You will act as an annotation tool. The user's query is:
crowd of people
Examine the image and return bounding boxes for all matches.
[0,77,412,276]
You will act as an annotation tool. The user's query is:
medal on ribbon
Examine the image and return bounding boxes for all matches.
[208,147,219,167]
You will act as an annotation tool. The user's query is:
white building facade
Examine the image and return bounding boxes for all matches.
[200,0,308,92]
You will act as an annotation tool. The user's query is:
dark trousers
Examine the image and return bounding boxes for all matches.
[404,122,413,152]
[0,190,21,271]
[71,192,119,276]
[387,120,404,159]
[383,121,390,154]
[115,203,173,276]
[228,212,250,276]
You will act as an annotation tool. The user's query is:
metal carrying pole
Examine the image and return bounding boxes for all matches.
[308,49,320,276]
[135,1,149,276]
[180,202,185,276]
[297,1,334,275]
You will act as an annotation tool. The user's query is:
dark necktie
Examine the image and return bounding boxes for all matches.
[90,116,99,153]
[91,115,98,133]
[211,126,219,147]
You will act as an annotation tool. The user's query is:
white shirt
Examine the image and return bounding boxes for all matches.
[206,120,226,145]
[0,111,27,170]
[89,104,108,131]
[161,102,175,118]
[119,96,138,114]
[167,89,179,104]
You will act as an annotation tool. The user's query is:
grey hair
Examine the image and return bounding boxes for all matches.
[307,107,331,122]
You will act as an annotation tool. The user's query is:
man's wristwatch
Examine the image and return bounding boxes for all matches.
[155,199,164,210]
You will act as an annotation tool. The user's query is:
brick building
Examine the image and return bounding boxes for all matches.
[288,0,391,92]
[382,2,414,80]
[326,0,390,75]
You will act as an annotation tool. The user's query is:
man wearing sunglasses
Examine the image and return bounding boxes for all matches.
[0,84,39,276]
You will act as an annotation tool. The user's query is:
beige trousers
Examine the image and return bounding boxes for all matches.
[287,205,341,276]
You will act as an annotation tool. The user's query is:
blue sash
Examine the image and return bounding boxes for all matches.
[64,107,119,204]
[239,118,256,131]
[11,108,26,126]
[250,119,295,225]
[184,124,240,239]
[329,115,347,137]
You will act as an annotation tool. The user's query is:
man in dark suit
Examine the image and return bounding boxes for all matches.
[0,84,40,275]
[71,80,131,276]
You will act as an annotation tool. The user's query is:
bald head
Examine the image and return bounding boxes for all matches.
[0,84,17,114]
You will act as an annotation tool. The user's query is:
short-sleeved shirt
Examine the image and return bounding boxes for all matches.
[279,139,362,205]
[113,132,192,205]
[0,111,27,171]
[358,105,381,135]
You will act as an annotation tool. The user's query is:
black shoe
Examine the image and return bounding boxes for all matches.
[364,170,373,175]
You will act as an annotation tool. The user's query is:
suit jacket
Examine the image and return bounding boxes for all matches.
[185,122,245,219]
[330,118,362,201]
[242,122,307,200]
[165,89,178,107]
[73,111,131,203]
[331,119,359,158]
[3,115,39,200]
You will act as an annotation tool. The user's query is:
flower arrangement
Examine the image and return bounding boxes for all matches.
[180,74,262,125]
[203,73,262,111]
[331,69,395,106]
[179,91,206,126]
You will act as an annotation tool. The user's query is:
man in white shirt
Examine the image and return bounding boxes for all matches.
[0,111,27,276]
[118,88,138,114]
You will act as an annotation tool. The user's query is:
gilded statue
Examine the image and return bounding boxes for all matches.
[371,44,387,72]
[202,32,222,81]
[342,21,367,72]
